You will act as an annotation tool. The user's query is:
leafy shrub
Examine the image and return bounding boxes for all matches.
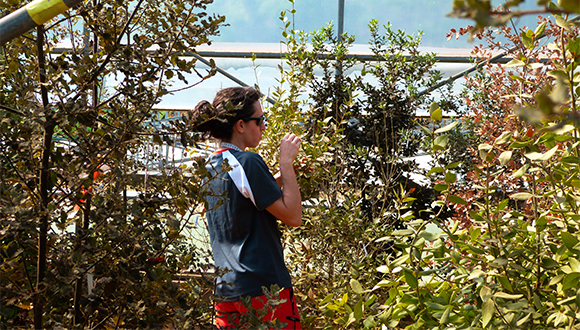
[365,3,580,329]
[0,0,224,328]
[258,2,455,327]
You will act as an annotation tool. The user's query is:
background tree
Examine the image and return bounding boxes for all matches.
[0,0,224,328]
[256,2,456,327]
[361,1,580,329]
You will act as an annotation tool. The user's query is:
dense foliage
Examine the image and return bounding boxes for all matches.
[361,2,580,329]
[2,0,579,329]
[257,2,454,328]
[262,0,580,329]
[1,0,224,328]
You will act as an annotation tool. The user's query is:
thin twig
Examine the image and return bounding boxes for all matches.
[0,104,26,117]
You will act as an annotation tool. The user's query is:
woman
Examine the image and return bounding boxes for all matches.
[193,86,302,329]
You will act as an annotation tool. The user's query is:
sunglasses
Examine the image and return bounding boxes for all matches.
[242,115,267,126]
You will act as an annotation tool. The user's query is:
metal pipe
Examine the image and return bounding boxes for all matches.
[337,0,344,40]
[335,0,345,78]
[0,0,84,45]
[51,45,490,64]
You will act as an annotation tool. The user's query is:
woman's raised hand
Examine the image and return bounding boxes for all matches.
[279,133,301,167]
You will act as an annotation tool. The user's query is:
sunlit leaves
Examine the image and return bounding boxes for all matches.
[514,106,546,124]
[434,120,459,134]
[525,145,559,161]
[1,0,225,328]
[481,295,495,327]
[433,134,449,150]
[494,131,513,145]
[430,102,443,121]
[394,0,580,329]
[498,150,512,165]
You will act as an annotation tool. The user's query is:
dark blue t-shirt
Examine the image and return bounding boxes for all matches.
[205,149,291,300]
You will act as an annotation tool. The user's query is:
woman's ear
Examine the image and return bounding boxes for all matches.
[234,119,245,134]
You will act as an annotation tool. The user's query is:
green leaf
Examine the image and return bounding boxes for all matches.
[393,229,414,236]
[558,0,580,14]
[492,258,508,266]
[451,250,461,263]
[404,269,418,289]
[542,258,559,269]
[434,183,449,191]
[467,244,485,254]
[549,273,565,286]
[516,312,532,327]
[512,164,530,178]
[553,311,568,327]
[522,32,534,49]
[440,307,451,325]
[494,131,513,145]
[525,146,559,161]
[469,269,486,280]
[481,297,495,327]
[537,215,548,231]
[416,231,438,242]
[554,15,572,32]
[425,302,446,310]
[479,285,492,302]
[493,292,523,299]
[509,139,533,149]
[570,258,580,272]
[510,192,533,200]
[427,166,444,176]
[401,210,414,221]
[562,232,580,251]
[498,151,512,165]
[449,195,467,205]
[445,162,462,169]
[514,106,545,124]
[339,292,348,306]
[363,316,377,328]
[377,265,390,273]
[372,280,391,289]
[504,59,525,67]
[434,134,449,149]
[562,273,580,291]
[534,21,547,37]
[469,211,486,223]
[389,254,409,268]
[320,294,333,305]
[434,120,459,134]
[497,276,513,292]
[547,69,569,81]
[350,279,364,294]
[444,171,457,184]
[478,143,493,151]
[354,299,364,321]
[497,198,509,211]
[430,102,441,121]
[364,295,377,306]
[562,156,580,165]
[418,123,432,136]
[430,108,443,121]
[344,312,356,326]
[527,62,543,70]
[557,296,577,305]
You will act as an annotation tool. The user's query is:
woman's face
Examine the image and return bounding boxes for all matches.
[243,101,266,149]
